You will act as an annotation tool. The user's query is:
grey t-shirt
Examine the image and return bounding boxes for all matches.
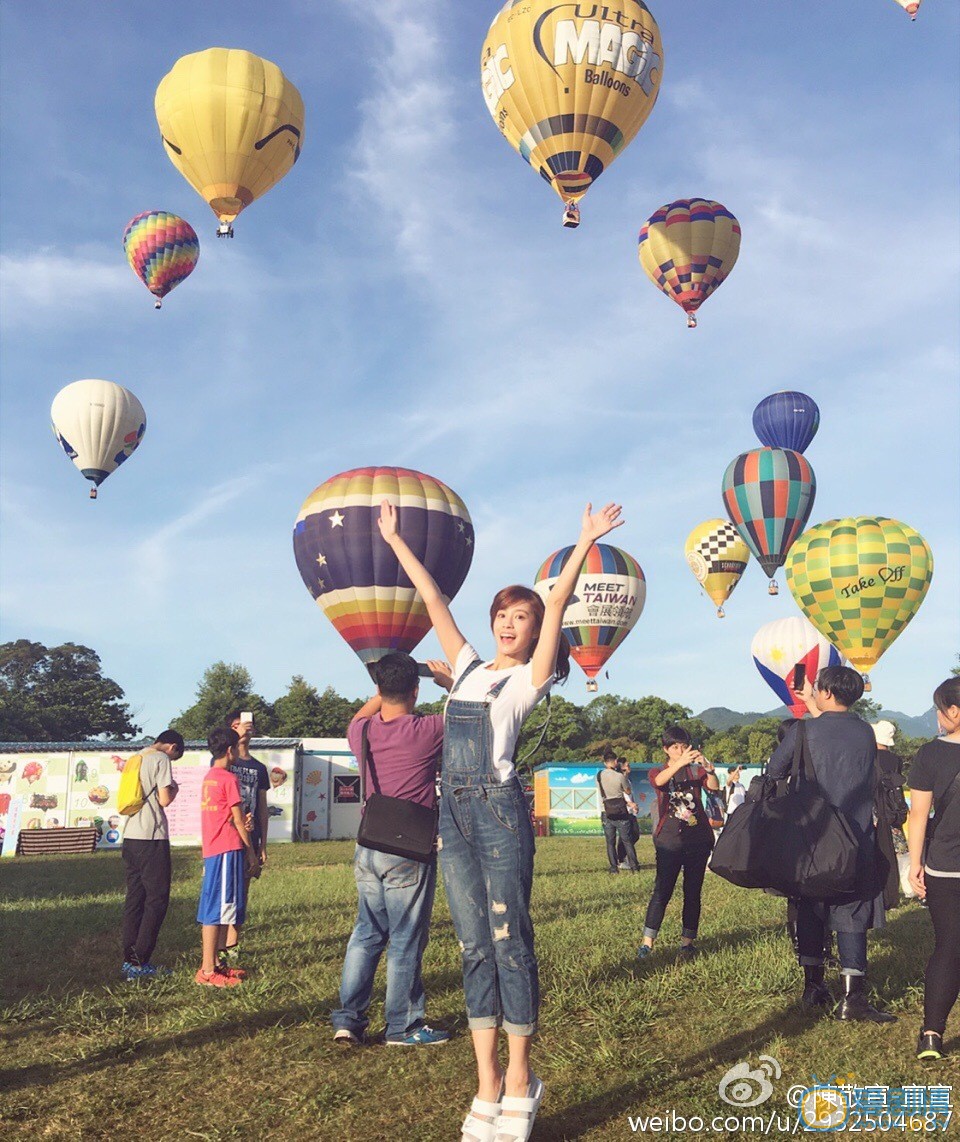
[597,768,632,803]
[122,747,173,842]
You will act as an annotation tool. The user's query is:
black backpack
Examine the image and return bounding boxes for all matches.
[710,721,860,899]
[875,763,908,829]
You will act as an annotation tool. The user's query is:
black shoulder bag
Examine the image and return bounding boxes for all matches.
[710,721,860,899]
[597,773,630,820]
[356,721,438,862]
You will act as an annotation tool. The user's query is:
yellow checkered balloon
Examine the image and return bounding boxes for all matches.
[785,517,933,675]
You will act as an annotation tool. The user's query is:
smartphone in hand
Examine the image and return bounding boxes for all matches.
[792,664,806,691]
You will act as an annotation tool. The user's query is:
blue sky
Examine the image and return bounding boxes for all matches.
[1,0,957,733]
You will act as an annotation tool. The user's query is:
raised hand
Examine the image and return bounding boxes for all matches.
[377,499,399,543]
[580,502,624,543]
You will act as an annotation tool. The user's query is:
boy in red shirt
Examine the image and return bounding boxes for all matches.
[196,727,258,987]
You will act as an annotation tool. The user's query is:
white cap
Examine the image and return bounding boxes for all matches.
[872,720,896,748]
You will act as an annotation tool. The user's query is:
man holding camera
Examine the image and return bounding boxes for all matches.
[598,750,639,873]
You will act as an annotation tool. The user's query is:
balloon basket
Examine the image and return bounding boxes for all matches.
[586,679,598,693]
[863,675,872,693]
[686,313,698,329]
[89,488,98,500]
[154,300,162,310]
[716,606,725,619]
[562,204,580,229]
[217,222,234,239]
[768,580,779,596]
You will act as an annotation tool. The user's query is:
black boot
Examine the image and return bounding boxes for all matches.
[801,965,831,1008]
[835,974,897,1023]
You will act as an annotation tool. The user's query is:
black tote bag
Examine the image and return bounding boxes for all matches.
[710,721,860,899]
[356,722,438,863]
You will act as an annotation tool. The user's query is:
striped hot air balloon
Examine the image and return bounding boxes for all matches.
[122,211,199,308]
[292,468,474,667]
[752,391,820,454]
[533,544,645,692]
[722,448,816,595]
[638,199,741,327]
[481,0,663,228]
[786,517,933,684]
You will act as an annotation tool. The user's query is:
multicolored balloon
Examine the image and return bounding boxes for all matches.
[684,519,750,618]
[533,544,645,692]
[893,0,920,19]
[751,616,843,718]
[155,48,305,237]
[122,211,199,309]
[786,517,933,681]
[722,448,816,595]
[481,0,663,228]
[638,199,741,327]
[51,380,146,500]
[293,468,474,666]
[752,391,820,454]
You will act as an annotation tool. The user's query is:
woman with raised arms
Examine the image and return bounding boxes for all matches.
[378,499,624,1142]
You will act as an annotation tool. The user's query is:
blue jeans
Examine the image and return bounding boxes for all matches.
[332,845,436,1039]
[440,778,538,1035]
[602,813,639,871]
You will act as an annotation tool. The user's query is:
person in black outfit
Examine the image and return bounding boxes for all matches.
[907,676,960,1062]
[638,726,719,959]
[768,666,895,1023]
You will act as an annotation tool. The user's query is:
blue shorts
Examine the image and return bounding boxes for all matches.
[197,851,247,926]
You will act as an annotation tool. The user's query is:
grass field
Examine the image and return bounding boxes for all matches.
[0,838,953,1140]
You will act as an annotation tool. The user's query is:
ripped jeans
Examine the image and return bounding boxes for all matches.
[439,778,538,1035]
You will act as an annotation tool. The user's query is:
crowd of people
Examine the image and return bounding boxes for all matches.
[117,500,959,1142]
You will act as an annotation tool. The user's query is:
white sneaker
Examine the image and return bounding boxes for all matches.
[333,1028,363,1046]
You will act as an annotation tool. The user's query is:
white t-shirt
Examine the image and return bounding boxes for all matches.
[726,781,746,813]
[450,644,553,783]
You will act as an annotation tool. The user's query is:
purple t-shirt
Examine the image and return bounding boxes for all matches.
[347,713,444,810]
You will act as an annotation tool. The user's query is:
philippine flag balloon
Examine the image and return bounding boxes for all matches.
[533,544,645,692]
[292,468,474,668]
[50,380,146,500]
[752,392,820,454]
[751,617,843,718]
[786,516,933,687]
[122,211,199,308]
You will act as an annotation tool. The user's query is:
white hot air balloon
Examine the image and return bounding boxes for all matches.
[750,616,844,719]
[51,380,146,499]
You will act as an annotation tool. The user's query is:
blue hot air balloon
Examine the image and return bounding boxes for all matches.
[752,391,820,454]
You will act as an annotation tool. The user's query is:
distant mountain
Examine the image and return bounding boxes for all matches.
[697,705,938,738]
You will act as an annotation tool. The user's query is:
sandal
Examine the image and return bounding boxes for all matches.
[461,1082,504,1142]
[495,1075,544,1141]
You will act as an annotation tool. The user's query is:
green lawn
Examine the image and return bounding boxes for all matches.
[0,839,952,1140]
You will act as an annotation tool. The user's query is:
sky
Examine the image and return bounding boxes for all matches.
[1,1,957,735]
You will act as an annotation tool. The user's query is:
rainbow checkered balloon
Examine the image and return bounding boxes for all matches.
[122,210,199,308]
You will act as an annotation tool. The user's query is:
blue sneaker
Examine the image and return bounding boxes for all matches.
[637,945,652,960]
[386,1025,451,1046]
[122,962,171,981]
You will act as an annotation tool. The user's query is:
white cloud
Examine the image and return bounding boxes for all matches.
[0,248,129,329]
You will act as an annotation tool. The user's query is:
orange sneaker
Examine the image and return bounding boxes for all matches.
[216,952,247,979]
[195,967,242,988]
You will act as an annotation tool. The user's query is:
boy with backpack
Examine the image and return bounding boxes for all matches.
[196,727,259,987]
[119,729,184,981]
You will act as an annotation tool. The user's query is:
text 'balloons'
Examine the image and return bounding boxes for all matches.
[481,0,663,228]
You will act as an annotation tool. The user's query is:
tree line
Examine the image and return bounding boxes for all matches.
[0,640,948,777]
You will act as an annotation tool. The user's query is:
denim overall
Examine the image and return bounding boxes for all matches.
[439,660,539,1036]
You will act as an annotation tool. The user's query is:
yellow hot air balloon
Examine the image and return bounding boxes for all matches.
[785,517,933,685]
[638,199,741,327]
[481,0,663,228]
[684,519,750,618]
[155,48,305,238]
